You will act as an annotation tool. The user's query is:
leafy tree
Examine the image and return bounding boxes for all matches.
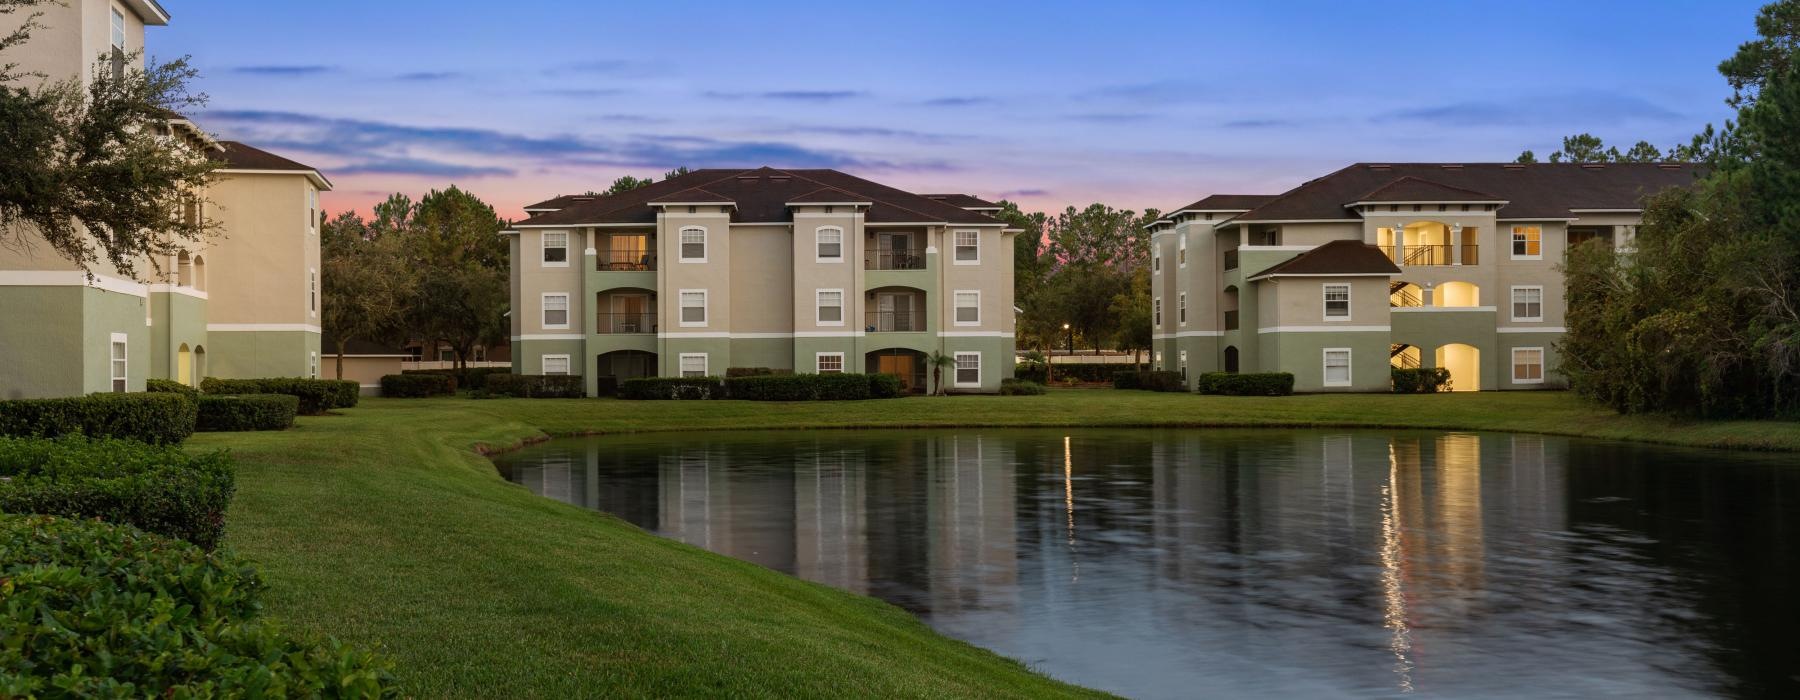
[1548,133,1614,163]
[1514,150,1538,164]
[1109,265,1153,365]
[400,187,509,369]
[603,175,655,195]
[0,0,214,278]
[321,212,413,378]
[1620,141,1667,162]
[926,351,957,396]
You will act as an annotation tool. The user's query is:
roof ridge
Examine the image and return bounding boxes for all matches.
[1224,162,1365,223]
[778,169,948,223]
[1356,175,1503,202]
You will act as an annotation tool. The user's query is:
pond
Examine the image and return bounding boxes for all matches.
[491,429,1800,699]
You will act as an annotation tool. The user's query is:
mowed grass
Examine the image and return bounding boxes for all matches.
[189,390,1800,698]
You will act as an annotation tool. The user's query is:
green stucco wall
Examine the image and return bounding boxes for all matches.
[1264,330,1392,393]
[148,292,208,383]
[1,287,89,398]
[205,330,319,379]
[79,287,149,395]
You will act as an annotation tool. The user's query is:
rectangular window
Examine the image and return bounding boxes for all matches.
[109,333,127,393]
[542,231,569,266]
[679,290,707,326]
[309,351,319,379]
[307,188,318,234]
[1178,236,1187,267]
[1511,286,1543,321]
[1178,293,1187,325]
[954,230,979,263]
[1152,251,1160,272]
[1513,347,1545,384]
[309,269,317,316]
[816,289,844,325]
[1511,225,1543,259]
[954,352,981,386]
[680,353,708,378]
[1153,297,1161,326]
[110,8,125,50]
[1178,350,1188,379]
[1324,284,1351,319]
[541,293,569,328]
[680,227,706,262]
[816,227,842,261]
[954,290,980,325]
[1323,348,1352,387]
[816,352,844,373]
[542,354,571,376]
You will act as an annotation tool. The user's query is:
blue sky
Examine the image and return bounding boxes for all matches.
[154,0,1761,217]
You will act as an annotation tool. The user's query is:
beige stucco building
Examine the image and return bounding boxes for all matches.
[1149,163,1696,392]
[506,168,1018,395]
[0,0,330,398]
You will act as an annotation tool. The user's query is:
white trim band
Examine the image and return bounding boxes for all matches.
[1391,306,1497,313]
[1497,326,1567,333]
[0,271,148,297]
[511,333,584,341]
[1152,330,1225,339]
[207,323,322,333]
[1258,325,1390,334]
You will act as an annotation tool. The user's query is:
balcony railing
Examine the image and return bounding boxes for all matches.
[595,312,657,334]
[1460,244,1480,265]
[1379,244,1479,266]
[596,250,655,271]
[864,310,924,332]
[1223,249,1238,271]
[866,250,926,270]
[1223,309,1239,331]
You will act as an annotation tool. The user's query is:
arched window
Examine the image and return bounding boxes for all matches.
[191,255,206,292]
[815,226,843,261]
[678,226,707,262]
[177,251,193,287]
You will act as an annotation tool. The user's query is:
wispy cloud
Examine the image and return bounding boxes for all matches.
[1076,80,1205,105]
[999,188,1049,198]
[229,65,337,76]
[394,71,463,82]
[1379,92,1684,127]
[762,124,969,144]
[1221,118,1294,129]
[334,158,514,178]
[535,88,629,99]
[704,90,866,102]
[1066,112,1154,123]
[922,96,993,107]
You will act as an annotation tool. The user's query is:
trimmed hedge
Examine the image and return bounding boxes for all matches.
[999,378,1047,395]
[1112,370,1186,392]
[401,366,511,391]
[483,373,586,398]
[144,378,199,399]
[197,394,299,432]
[725,367,794,378]
[0,437,235,549]
[722,373,902,401]
[618,376,725,400]
[1197,372,1295,396]
[380,373,456,398]
[200,377,358,415]
[1016,362,1143,384]
[0,515,399,697]
[868,373,904,399]
[0,393,197,445]
[1392,367,1454,394]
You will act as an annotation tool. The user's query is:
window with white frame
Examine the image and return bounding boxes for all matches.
[1178,293,1188,325]
[1324,284,1351,320]
[680,353,708,378]
[679,290,707,326]
[1511,225,1543,259]
[1153,250,1160,272]
[1512,347,1545,383]
[1323,348,1352,387]
[954,352,981,386]
[1178,350,1188,378]
[1511,286,1543,322]
[954,290,980,325]
[816,352,844,373]
[816,289,844,325]
[307,188,318,234]
[109,333,127,393]
[1154,350,1163,363]
[309,351,319,379]
[542,231,569,266]
[679,227,707,262]
[1177,236,1187,267]
[1153,296,1162,326]
[110,7,125,50]
[309,269,318,316]
[541,293,569,328]
[954,230,979,263]
[816,227,843,261]
[542,354,571,376]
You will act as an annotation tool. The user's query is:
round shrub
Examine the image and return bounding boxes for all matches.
[380,373,455,398]
[1196,372,1295,396]
[197,394,299,432]
[1392,367,1453,393]
[0,515,399,698]
[618,376,723,400]
[0,393,197,445]
[0,437,235,549]
[999,378,1047,395]
[867,373,904,399]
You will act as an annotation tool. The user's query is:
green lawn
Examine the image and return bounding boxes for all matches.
[189,390,1800,698]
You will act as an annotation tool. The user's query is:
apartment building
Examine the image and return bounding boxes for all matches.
[0,1,330,398]
[506,168,1018,395]
[1149,163,1696,392]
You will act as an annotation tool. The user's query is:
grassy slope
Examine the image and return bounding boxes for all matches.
[191,391,1800,697]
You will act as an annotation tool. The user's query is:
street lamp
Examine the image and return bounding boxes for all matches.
[1063,323,1073,355]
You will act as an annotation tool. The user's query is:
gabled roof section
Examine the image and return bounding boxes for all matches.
[923,193,1002,211]
[648,188,735,205]
[513,167,1004,227]
[1352,176,1505,204]
[124,0,171,25]
[1228,163,1699,223]
[787,187,870,205]
[1170,194,1277,213]
[523,194,597,212]
[1247,240,1400,280]
[215,142,332,190]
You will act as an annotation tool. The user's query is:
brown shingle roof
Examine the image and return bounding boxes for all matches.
[215,141,331,189]
[1247,240,1401,280]
[1355,176,1504,203]
[787,187,870,204]
[1170,194,1278,212]
[922,193,1001,210]
[1230,163,1699,222]
[648,188,735,204]
[515,167,1002,227]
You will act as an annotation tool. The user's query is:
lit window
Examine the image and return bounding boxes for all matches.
[954,290,980,325]
[1511,226,1542,259]
[1178,293,1187,325]
[816,289,843,325]
[1511,286,1543,322]
[542,293,569,328]
[680,353,708,378]
[680,227,706,261]
[816,227,843,261]
[954,230,979,263]
[1324,284,1350,319]
[1513,347,1545,383]
[543,354,571,375]
[542,231,569,265]
[817,353,844,373]
[1323,348,1352,386]
[679,290,707,326]
[110,8,125,50]
[954,352,981,386]
[109,333,128,392]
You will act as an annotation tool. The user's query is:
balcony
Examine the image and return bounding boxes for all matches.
[595,312,657,334]
[1378,244,1480,266]
[865,310,925,333]
[596,249,655,271]
[866,249,926,271]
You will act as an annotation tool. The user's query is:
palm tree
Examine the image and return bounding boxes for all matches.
[927,350,958,396]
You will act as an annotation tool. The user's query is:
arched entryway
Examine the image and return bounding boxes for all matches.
[1436,280,1480,308]
[193,345,206,383]
[597,350,657,381]
[1223,346,1240,373]
[867,348,927,393]
[1434,343,1481,391]
[176,343,192,385]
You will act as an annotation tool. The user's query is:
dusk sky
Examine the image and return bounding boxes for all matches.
[155,1,1759,220]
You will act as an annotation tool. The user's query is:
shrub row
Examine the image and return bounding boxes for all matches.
[483,373,586,398]
[618,376,725,400]
[196,394,299,432]
[722,373,903,401]
[400,366,511,391]
[380,373,456,398]
[1015,362,1144,384]
[1112,370,1187,392]
[1197,372,1296,396]
[0,515,399,697]
[144,378,200,399]
[0,393,196,445]
[201,377,357,415]
[999,378,1047,395]
[0,437,235,549]
[724,367,794,378]
[1392,367,1454,394]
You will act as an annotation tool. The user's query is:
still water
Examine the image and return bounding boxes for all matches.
[491,429,1799,698]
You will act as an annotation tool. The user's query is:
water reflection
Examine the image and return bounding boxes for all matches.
[494,429,1798,699]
